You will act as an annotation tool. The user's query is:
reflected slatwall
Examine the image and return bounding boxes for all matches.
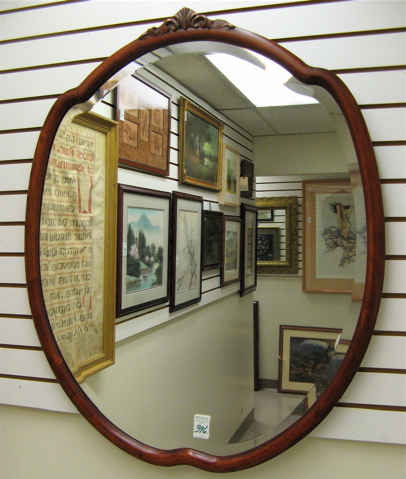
[0,0,405,445]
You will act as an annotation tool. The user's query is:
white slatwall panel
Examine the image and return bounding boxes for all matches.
[2,1,403,41]
[0,0,405,455]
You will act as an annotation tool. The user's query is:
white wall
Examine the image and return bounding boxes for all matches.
[1,1,405,477]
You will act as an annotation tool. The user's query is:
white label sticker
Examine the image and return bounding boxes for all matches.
[193,414,210,439]
[307,217,312,223]
[119,109,124,122]
[123,242,127,256]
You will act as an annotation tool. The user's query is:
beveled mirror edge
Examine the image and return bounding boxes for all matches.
[24,8,385,473]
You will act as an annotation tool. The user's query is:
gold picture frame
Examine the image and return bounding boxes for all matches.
[255,196,298,274]
[179,97,223,191]
[40,111,118,383]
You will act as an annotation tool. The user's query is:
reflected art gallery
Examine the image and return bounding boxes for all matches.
[2,1,404,478]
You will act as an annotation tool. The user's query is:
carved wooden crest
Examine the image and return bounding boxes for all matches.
[139,8,235,40]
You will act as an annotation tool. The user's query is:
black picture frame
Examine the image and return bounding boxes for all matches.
[240,159,254,199]
[116,184,171,317]
[257,227,280,262]
[221,215,242,286]
[170,191,203,312]
[241,203,258,296]
[202,210,223,271]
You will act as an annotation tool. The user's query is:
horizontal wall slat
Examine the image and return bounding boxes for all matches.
[382,184,406,218]
[0,131,39,162]
[0,0,68,12]
[361,336,406,370]
[0,225,25,253]
[1,26,405,75]
[0,348,54,379]
[340,372,406,408]
[0,163,31,191]
[2,1,404,45]
[0,317,39,347]
[0,256,26,283]
[376,298,406,332]
[362,108,406,143]
[0,287,30,315]
[0,194,27,222]
[385,222,406,255]
[284,32,406,71]
[374,145,406,180]
[0,25,149,71]
[0,1,275,41]
[311,407,406,444]
[0,63,102,101]
[383,261,406,295]
[0,377,77,413]
[0,98,56,130]
[339,70,406,105]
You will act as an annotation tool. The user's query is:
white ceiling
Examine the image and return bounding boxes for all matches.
[151,46,337,138]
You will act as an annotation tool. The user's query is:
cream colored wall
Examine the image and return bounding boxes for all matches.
[2,404,406,479]
[1,0,405,477]
[254,132,348,176]
[81,294,255,455]
[254,277,359,381]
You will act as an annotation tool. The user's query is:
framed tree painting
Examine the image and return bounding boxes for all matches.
[202,210,223,271]
[179,97,223,191]
[278,325,342,395]
[240,203,258,296]
[170,192,203,312]
[116,185,171,317]
[302,179,355,293]
[116,73,171,176]
[221,216,242,286]
[219,144,240,206]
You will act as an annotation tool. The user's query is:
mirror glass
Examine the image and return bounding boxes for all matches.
[37,38,367,457]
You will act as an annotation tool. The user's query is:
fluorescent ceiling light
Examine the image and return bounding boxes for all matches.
[206,52,318,107]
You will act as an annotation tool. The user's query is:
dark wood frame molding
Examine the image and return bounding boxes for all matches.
[25,7,385,473]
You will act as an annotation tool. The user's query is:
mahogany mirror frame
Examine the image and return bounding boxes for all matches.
[25,8,385,473]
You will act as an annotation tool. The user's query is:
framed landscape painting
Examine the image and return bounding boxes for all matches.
[221,216,242,286]
[117,185,171,317]
[116,73,171,176]
[179,97,223,191]
[170,192,203,312]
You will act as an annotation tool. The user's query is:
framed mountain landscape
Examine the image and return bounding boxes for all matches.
[117,185,171,317]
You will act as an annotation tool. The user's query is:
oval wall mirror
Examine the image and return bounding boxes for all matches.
[25,8,385,473]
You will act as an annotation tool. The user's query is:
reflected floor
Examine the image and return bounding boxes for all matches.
[231,388,305,443]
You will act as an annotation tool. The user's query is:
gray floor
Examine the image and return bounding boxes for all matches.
[238,388,305,442]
